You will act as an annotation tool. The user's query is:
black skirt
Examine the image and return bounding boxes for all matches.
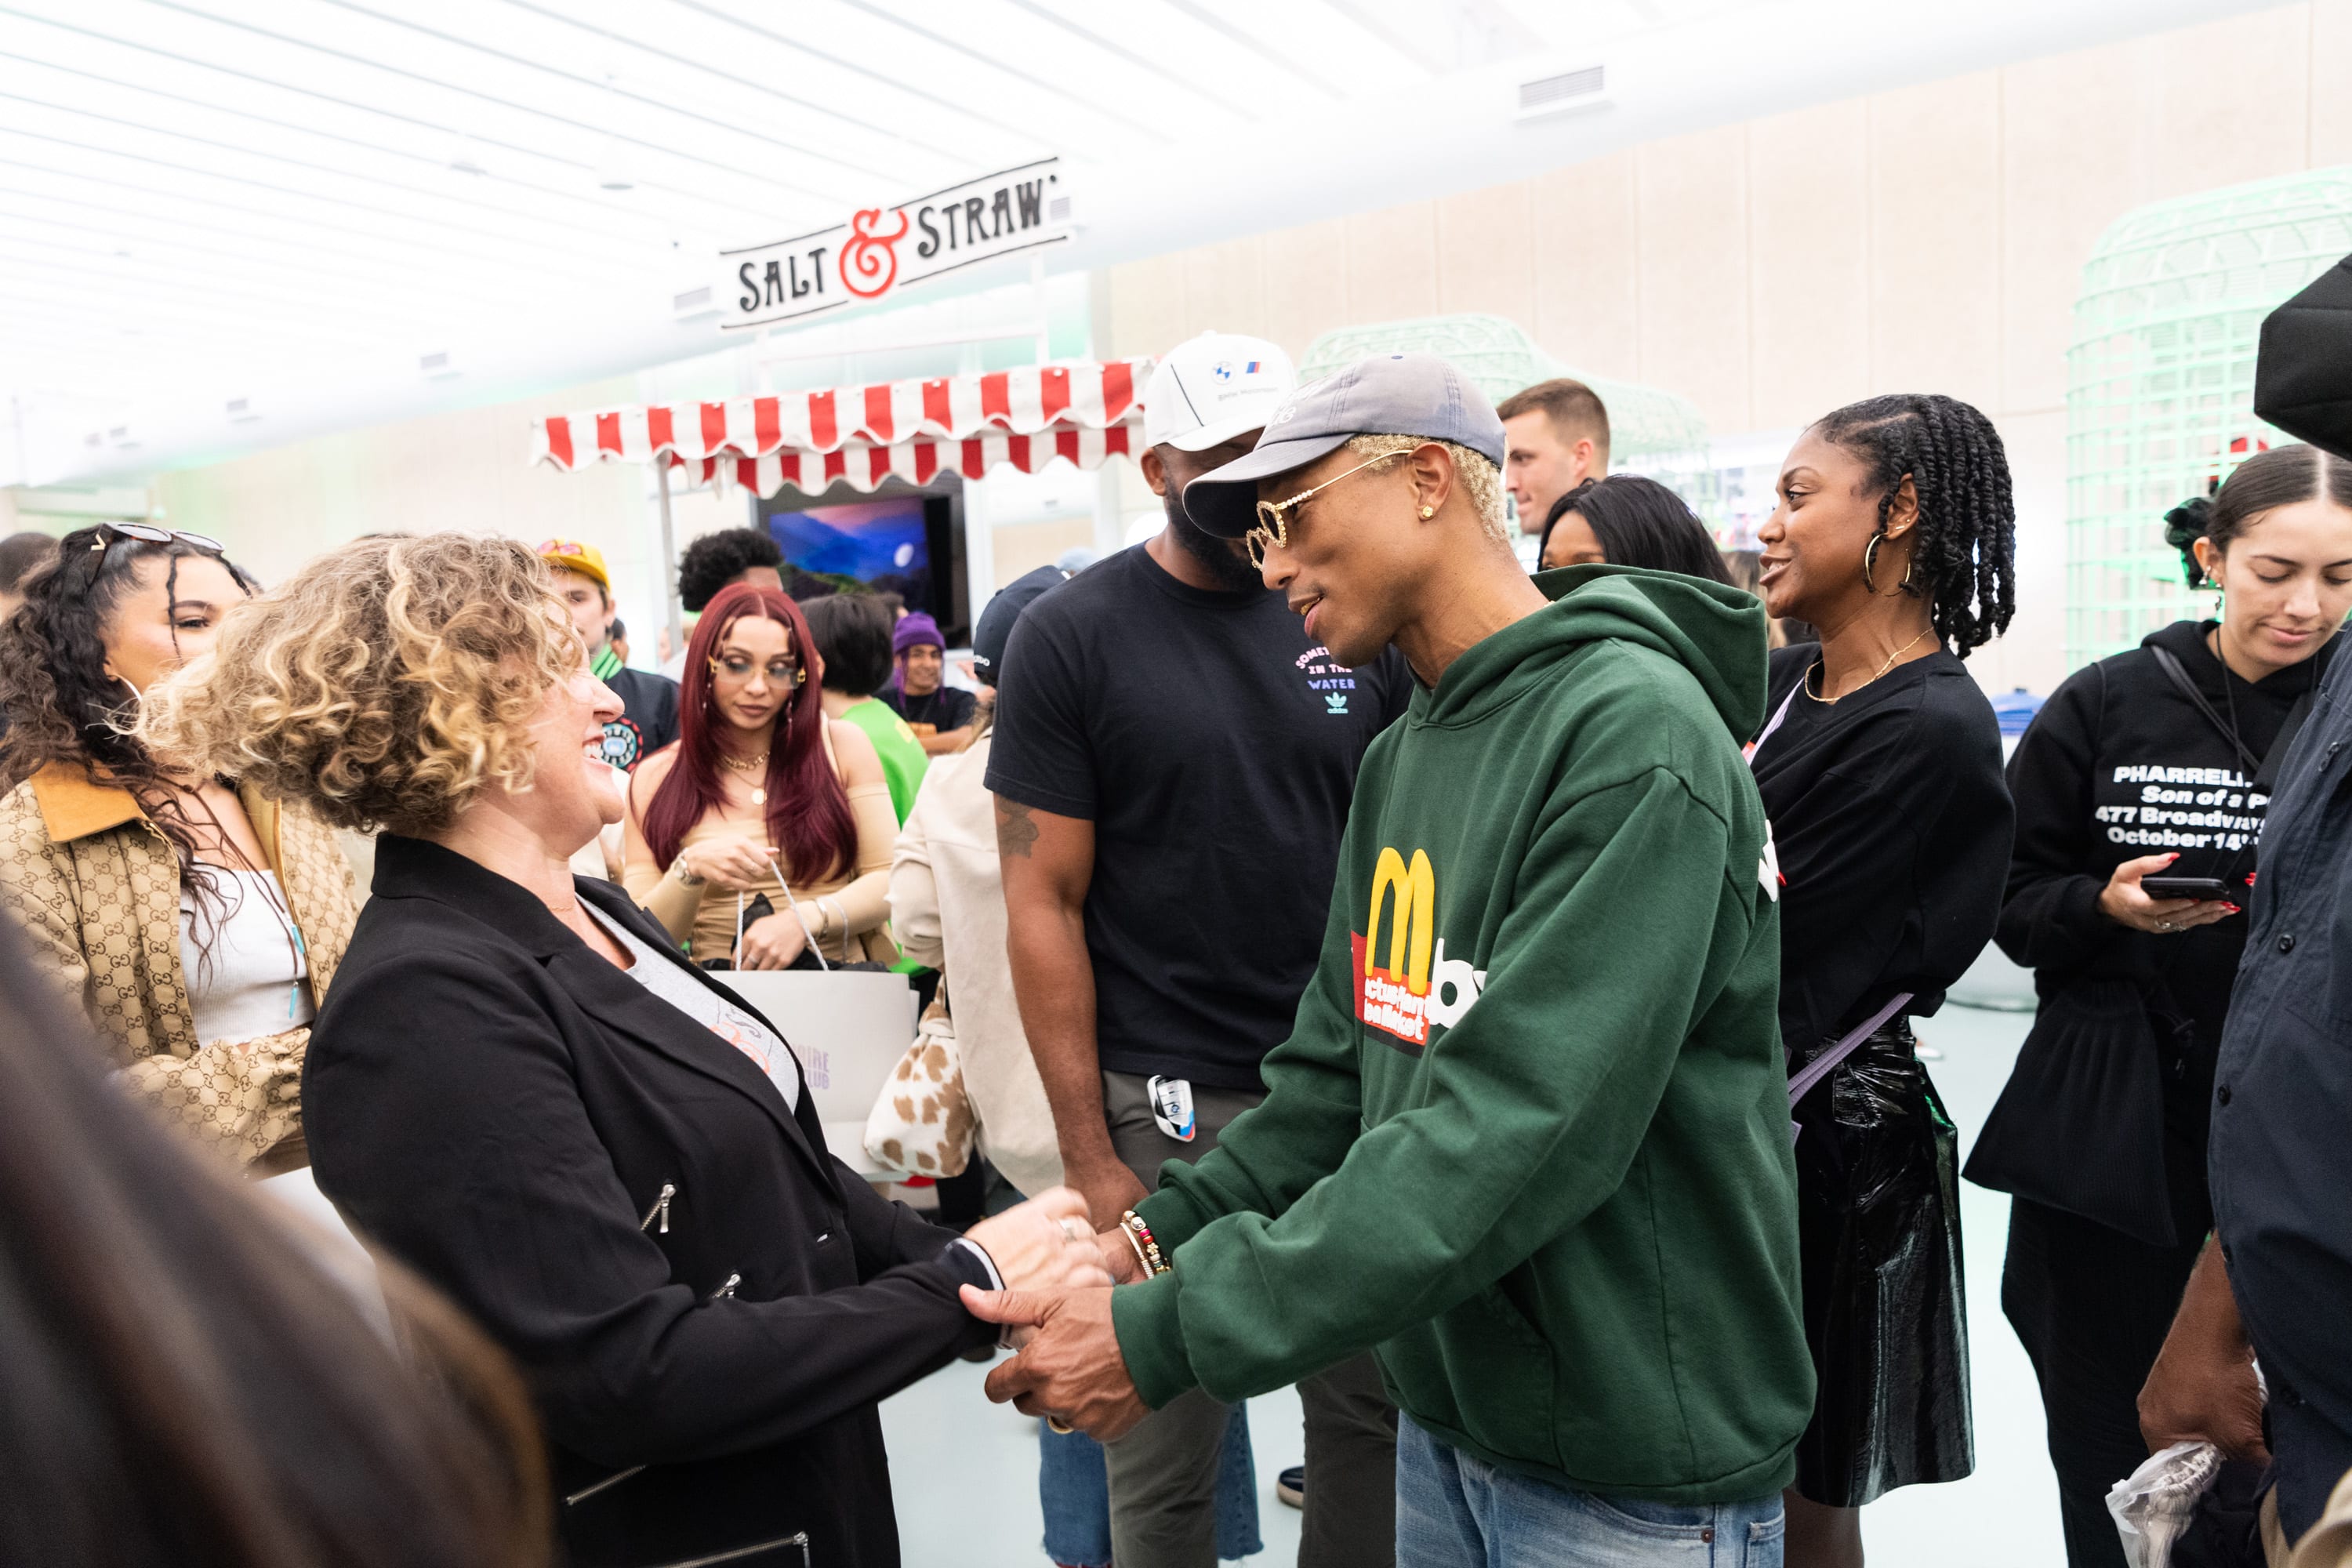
[1790,1018,1975,1507]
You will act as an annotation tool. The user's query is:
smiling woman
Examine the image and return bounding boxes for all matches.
[135,532,1110,1568]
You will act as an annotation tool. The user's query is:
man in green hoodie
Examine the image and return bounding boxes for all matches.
[966,354,1813,1563]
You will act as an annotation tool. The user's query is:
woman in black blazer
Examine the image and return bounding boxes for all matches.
[140,534,1107,1568]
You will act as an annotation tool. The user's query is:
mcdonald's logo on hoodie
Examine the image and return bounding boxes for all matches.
[1352,847,1484,1051]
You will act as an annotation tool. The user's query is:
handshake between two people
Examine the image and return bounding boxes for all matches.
[956,1186,1157,1443]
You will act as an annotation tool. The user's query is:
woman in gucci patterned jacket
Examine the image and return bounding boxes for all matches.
[0,523,358,1173]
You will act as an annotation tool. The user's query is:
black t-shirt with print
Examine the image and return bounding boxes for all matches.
[986,543,1413,1090]
[600,667,679,772]
[885,683,978,734]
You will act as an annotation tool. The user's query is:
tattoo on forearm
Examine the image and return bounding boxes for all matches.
[996,799,1040,858]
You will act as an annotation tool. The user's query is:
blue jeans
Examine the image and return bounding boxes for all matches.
[1396,1416,1784,1567]
[1040,1404,1261,1566]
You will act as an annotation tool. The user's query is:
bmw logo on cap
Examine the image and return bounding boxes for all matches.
[1212,361,1235,382]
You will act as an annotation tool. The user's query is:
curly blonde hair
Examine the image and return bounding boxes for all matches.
[1344,434,1509,546]
[137,534,577,837]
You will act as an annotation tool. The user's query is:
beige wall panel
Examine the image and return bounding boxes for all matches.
[1636,125,1752,433]
[1182,235,1269,344]
[1344,200,1440,326]
[991,517,1096,588]
[1867,71,2003,413]
[1436,181,1537,329]
[2132,5,2311,206]
[2317,0,2352,165]
[1530,151,1641,379]
[2000,42,2145,416]
[1261,215,1356,359]
[1746,99,1871,430]
[1106,251,1188,362]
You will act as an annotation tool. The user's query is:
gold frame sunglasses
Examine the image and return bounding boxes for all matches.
[1245,452,1406,569]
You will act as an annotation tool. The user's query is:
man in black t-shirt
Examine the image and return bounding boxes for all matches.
[989,332,1410,1568]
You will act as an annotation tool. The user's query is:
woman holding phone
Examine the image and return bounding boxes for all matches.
[1969,443,2352,1568]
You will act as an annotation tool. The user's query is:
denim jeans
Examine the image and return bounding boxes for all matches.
[1395,1415,1784,1567]
[1040,1403,1261,1567]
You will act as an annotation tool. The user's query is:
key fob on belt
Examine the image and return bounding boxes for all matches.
[1148,1075,1196,1143]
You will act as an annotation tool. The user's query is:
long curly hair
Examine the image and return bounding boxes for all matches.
[1810,393,2017,656]
[640,583,853,885]
[136,535,579,838]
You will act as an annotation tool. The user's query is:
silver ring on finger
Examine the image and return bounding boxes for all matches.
[2154,919,2174,932]
[1058,1218,1083,1243]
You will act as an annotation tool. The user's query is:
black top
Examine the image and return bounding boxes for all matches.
[1998,619,2330,1044]
[985,543,1413,1090]
[2209,636,2352,1535]
[1751,644,2013,1057]
[884,682,977,733]
[601,666,680,772]
[306,837,992,1568]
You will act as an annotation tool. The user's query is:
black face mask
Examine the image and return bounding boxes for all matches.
[1166,493,1262,593]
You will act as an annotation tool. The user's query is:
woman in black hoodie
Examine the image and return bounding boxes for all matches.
[1969,443,2352,1568]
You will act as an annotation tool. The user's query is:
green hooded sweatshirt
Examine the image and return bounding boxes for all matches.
[1112,564,1813,1504]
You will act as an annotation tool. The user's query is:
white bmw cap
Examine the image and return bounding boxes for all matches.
[1142,332,1298,452]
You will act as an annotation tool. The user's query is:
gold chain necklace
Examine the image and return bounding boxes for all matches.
[1807,626,1932,703]
[719,750,770,806]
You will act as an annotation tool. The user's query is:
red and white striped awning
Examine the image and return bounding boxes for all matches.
[532,359,1152,496]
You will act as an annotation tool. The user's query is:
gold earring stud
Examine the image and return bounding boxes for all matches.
[1420,506,1434,519]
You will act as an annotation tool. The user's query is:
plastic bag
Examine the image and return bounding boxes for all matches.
[1791,1025,1974,1507]
[2111,1442,2223,1568]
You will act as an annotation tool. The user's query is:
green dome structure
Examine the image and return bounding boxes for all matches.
[2064,168,2352,669]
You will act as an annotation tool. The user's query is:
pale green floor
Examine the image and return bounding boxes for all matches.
[881,1001,2063,1566]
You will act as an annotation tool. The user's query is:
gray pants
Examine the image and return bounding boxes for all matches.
[1102,1071,1399,1568]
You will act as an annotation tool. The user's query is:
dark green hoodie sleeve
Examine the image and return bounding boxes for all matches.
[1115,764,1759,1408]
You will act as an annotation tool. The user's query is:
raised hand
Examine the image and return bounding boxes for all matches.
[962,1283,1150,1443]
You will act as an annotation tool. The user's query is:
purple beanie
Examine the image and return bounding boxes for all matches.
[892,612,944,656]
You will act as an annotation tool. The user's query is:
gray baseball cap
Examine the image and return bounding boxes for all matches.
[1180,353,1508,538]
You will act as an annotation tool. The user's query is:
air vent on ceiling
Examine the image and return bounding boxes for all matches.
[419,350,459,380]
[1047,194,1073,225]
[107,425,139,449]
[226,397,260,423]
[672,284,718,321]
[1515,64,1609,121]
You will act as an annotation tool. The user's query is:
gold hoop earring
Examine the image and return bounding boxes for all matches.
[1861,532,1885,594]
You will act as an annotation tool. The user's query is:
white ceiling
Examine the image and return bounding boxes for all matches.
[0,0,2277,486]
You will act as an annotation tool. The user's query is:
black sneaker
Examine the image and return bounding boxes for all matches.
[1277,1465,1304,1508]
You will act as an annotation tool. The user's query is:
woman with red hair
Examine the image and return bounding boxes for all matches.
[623,583,899,967]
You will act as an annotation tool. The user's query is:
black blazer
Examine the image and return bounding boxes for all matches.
[306,836,993,1568]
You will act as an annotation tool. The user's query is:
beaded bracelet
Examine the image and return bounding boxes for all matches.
[1120,1210,1170,1276]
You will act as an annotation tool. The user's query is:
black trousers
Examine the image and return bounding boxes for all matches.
[2003,1197,2207,1568]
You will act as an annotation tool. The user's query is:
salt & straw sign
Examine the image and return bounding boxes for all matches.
[720,157,1073,332]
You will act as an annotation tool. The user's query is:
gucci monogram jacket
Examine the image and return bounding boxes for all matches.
[0,762,358,1166]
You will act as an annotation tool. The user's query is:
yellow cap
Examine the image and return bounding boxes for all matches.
[536,537,610,592]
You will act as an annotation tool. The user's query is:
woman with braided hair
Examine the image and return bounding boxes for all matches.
[1748,393,2018,1566]
[1967,444,2352,1567]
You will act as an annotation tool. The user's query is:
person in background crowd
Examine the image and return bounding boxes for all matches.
[0,524,358,1173]
[1497,377,1611,539]
[804,593,930,822]
[889,564,1262,1568]
[608,616,632,667]
[1970,445,2352,1567]
[975,351,1812,1567]
[990,332,1407,1568]
[0,916,550,1568]
[0,529,55,622]
[538,539,677,772]
[662,527,786,679]
[884,611,978,755]
[1537,474,1737,583]
[624,584,900,969]
[138,532,1109,1568]
[2136,441,2352,1555]
[1749,394,2017,1568]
